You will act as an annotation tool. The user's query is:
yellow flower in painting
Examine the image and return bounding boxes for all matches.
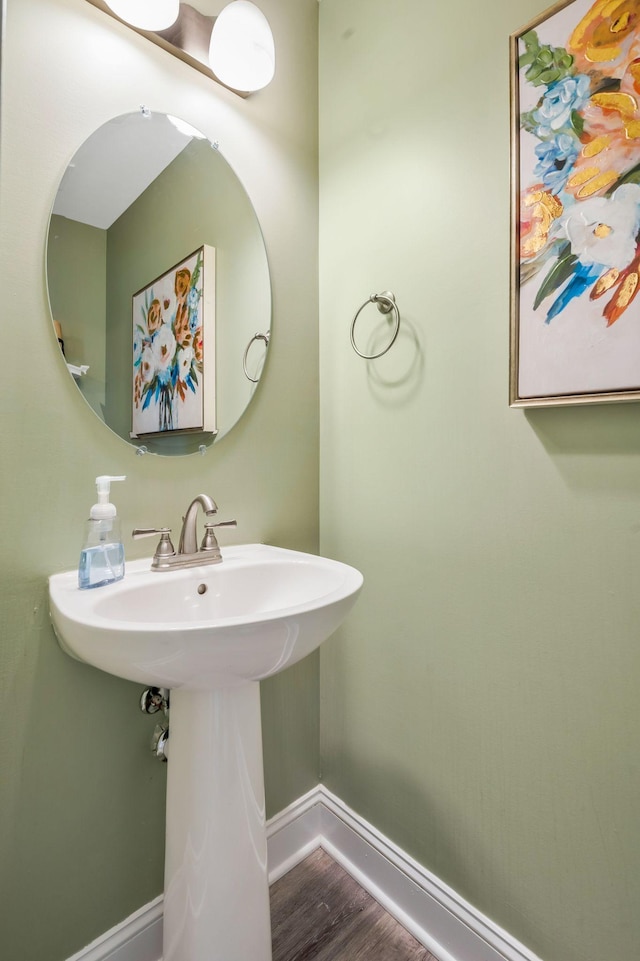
[568,0,640,71]
[564,58,640,199]
[520,186,563,259]
[193,327,204,365]
[591,250,640,325]
[175,268,191,303]
[173,302,191,346]
[147,298,163,335]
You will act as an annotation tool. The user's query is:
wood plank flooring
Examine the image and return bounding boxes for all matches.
[270,848,440,961]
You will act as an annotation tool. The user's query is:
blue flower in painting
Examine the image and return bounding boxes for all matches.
[533,74,590,138]
[534,134,579,193]
[156,366,172,387]
[188,287,200,310]
[545,261,603,323]
[133,327,144,368]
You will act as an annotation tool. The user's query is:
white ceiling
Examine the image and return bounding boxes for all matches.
[52,112,192,229]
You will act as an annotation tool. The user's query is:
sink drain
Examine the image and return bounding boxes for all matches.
[197,583,207,595]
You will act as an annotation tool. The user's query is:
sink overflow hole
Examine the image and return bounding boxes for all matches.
[197,584,207,595]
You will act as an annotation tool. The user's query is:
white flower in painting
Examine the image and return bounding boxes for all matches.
[563,184,640,269]
[152,324,176,385]
[140,345,155,384]
[177,346,194,382]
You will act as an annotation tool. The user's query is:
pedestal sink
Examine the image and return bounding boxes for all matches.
[49,544,362,961]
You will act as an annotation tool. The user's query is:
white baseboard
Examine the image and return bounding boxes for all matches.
[67,785,543,961]
[268,785,543,961]
[65,895,163,961]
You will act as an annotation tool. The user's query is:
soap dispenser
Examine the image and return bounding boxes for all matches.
[78,475,126,590]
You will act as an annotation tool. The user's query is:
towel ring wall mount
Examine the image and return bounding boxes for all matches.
[350,291,400,359]
[243,330,270,382]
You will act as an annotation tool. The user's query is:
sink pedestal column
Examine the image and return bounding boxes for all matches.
[163,684,272,961]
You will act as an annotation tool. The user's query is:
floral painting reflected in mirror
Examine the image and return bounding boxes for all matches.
[510,0,640,406]
[132,245,216,438]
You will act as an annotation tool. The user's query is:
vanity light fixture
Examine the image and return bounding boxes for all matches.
[85,0,275,96]
[103,0,180,31]
[208,1,275,93]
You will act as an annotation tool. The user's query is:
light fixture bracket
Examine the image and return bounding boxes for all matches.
[83,0,251,97]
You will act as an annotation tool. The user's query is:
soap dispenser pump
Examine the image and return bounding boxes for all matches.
[78,475,126,590]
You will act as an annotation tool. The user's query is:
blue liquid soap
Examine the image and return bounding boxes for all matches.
[78,475,127,590]
[78,540,125,589]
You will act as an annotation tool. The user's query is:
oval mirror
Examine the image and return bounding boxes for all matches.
[46,109,271,455]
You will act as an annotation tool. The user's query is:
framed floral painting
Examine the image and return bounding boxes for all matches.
[510,0,640,406]
[131,245,216,437]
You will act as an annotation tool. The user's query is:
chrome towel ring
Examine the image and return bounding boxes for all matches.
[350,291,400,359]
[243,330,270,382]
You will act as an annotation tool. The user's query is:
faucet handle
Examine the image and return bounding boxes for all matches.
[201,520,237,552]
[132,528,176,561]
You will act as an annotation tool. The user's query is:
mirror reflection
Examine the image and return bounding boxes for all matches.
[46,109,271,455]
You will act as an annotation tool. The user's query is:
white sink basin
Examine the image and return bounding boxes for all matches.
[49,543,363,689]
[49,542,363,961]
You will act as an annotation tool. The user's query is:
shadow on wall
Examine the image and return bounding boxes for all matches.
[526,403,640,493]
[362,318,424,408]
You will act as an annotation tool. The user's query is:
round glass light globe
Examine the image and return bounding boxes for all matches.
[105,0,180,31]
[209,1,275,93]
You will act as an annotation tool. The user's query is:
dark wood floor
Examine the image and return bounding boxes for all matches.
[270,848,440,961]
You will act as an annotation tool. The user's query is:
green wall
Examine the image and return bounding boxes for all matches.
[0,0,318,959]
[318,3,640,961]
[47,214,107,415]
[106,136,270,446]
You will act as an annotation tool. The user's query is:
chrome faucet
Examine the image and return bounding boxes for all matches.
[178,493,218,554]
[133,493,237,571]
